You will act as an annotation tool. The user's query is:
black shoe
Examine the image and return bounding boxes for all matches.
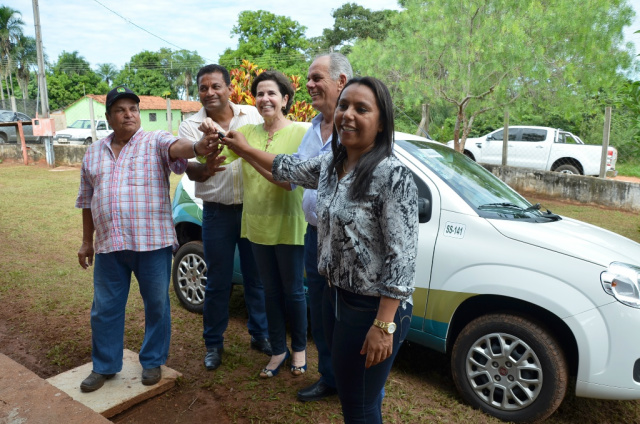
[142,367,162,386]
[204,347,223,370]
[297,379,337,402]
[250,337,272,356]
[80,371,115,393]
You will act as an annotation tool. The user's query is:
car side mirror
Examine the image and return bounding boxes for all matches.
[418,197,431,223]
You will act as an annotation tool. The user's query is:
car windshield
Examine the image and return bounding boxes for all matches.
[0,111,16,122]
[396,139,560,221]
[69,120,90,129]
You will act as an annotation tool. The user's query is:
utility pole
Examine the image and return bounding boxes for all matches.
[32,0,54,166]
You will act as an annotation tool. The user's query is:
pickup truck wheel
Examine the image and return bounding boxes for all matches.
[463,150,476,161]
[0,132,7,144]
[83,137,92,145]
[451,314,568,423]
[554,164,580,175]
[172,241,207,314]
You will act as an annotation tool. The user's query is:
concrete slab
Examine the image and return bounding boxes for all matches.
[0,353,110,424]
[46,349,182,418]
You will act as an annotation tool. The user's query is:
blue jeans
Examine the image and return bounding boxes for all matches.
[304,225,335,388]
[323,286,412,424]
[91,247,173,373]
[202,202,268,349]
[251,242,307,355]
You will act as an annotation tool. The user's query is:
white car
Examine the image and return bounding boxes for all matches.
[53,119,112,145]
[171,133,640,423]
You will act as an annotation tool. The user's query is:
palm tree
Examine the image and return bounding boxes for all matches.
[15,34,37,111]
[96,63,118,86]
[55,50,91,76]
[0,6,24,107]
[172,50,204,101]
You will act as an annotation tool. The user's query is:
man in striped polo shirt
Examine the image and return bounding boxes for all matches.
[179,65,271,371]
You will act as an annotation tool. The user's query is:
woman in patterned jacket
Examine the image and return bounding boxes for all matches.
[201,76,418,424]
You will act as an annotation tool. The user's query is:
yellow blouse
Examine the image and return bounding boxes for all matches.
[237,122,308,246]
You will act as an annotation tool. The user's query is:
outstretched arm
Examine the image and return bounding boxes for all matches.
[217,130,278,175]
[168,133,224,162]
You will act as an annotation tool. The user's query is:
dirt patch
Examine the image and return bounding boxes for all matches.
[50,165,80,172]
[608,175,640,183]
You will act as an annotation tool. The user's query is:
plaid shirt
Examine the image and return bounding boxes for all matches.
[76,128,187,254]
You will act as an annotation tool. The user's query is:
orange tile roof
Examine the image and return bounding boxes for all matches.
[87,94,201,113]
[170,99,202,113]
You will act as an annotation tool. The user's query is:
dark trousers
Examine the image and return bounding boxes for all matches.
[323,286,412,424]
[304,225,335,387]
[202,202,268,349]
[251,242,307,355]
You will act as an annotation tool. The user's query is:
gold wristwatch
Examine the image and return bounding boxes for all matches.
[373,319,396,334]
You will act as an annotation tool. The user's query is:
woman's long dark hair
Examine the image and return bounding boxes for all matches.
[330,77,395,201]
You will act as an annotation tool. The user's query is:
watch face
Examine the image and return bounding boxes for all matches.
[387,322,397,334]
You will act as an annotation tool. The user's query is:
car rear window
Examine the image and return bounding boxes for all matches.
[521,129,547,142]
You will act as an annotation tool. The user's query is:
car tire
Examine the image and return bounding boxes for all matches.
[83,137,92,145]
[451,313,568,423]
[463,150,476,161]
[0,132,7,144]
[554,164,580,175]
[172,241,207,314]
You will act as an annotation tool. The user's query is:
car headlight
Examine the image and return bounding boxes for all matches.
[601,262,640,308]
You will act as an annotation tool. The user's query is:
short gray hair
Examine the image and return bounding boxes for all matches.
[317,52,353,82]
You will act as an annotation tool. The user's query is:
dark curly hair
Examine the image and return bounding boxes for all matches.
[250,70,295,115]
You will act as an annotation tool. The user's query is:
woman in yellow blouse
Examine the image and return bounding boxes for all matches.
[217,70,308,378]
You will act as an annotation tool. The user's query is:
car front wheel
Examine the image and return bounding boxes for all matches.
[172,241,207,314]
[451,313,568,423]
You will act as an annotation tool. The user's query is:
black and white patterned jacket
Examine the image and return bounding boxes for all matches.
[272,152,418,303]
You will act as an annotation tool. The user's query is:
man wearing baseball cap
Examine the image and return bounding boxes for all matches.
[75,85,225,392]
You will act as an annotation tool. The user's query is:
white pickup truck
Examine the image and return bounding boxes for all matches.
[52,119,112,145]
[449,126,617,175]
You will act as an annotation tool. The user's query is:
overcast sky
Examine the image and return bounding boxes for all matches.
[8,0,400,69]
[7,0,640,70]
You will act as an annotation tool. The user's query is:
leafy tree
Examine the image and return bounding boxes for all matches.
[0,6,24,104]
[44,70,108,110]
[349,0,635,152]
[219,10,309,76]
[96,63,118,86]
[113,48,203,99]
[41,51,109,110]
[320,3,398,54]
[112,67,171,97]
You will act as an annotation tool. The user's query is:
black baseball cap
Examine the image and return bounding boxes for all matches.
[106,85,140,110]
